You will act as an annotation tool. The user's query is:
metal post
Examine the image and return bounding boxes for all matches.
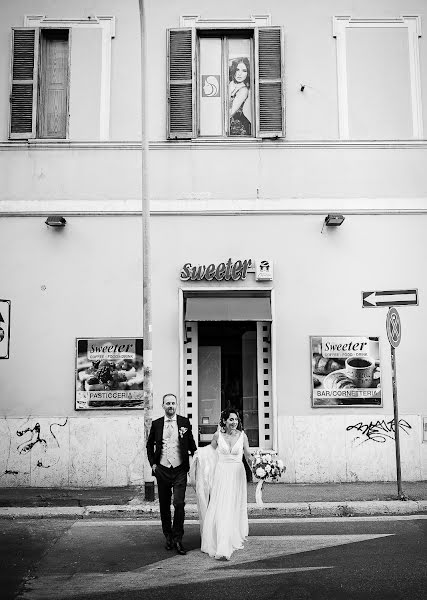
[139,0,154,501]
[390,345,406,501]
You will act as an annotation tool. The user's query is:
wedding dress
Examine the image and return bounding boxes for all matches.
[199,431,248,560]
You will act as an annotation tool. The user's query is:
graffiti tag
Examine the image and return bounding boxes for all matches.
[346,419,412,443]
[16,422,47,454]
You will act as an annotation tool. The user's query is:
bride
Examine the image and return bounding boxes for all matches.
[192,408,253,560]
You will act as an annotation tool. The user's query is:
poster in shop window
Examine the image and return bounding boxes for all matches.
[75,338,144,410]
[310,336,382,407]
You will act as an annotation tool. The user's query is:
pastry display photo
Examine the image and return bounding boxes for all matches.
[75,338,144,410]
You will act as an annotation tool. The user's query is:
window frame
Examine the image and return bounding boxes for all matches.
[333,15,423,140]
[197,29,256,139]
[167,24,285,141]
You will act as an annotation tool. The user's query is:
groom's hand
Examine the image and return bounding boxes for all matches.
[152,464,157,472]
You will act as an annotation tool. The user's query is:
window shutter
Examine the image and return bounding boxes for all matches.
[9,28,39,139]
[167,28,195,139]
[256,27,284,138]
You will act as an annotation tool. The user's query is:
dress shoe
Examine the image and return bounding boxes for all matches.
[165,537,174,551]
[175,541,187,555]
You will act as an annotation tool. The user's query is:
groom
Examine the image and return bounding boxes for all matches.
[146,393,197,555]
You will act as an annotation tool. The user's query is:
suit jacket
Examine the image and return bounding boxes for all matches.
[146,415,197,473]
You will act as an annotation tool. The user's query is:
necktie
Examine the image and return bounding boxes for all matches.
[165,419,174,437]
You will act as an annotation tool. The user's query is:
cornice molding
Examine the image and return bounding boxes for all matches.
[1,198,427,217]
[180,14,271,28]
[1,140,427,151]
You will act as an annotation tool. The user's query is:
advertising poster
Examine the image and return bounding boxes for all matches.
[311,336,381,407]
[75,338,144,410]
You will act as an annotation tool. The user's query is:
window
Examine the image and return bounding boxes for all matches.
[167,27,284,140]
[9,28,69,139]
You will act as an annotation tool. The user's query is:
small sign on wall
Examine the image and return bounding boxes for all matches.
[0,299,11,359]
[75,338,144,410]
[310,336,382,407]
[255,259,273,281]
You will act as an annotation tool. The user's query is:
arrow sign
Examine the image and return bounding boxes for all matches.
[362,289,418,308]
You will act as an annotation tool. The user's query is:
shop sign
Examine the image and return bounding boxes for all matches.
[75,337,144,410]
[0,299,11,359]
[180,259,253,282]
[310,335,382,408]
[180,258,273,282]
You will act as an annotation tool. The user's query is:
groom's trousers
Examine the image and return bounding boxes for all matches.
[155,463,187,542]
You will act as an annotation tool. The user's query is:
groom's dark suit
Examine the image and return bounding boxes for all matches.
[146,414,197,546]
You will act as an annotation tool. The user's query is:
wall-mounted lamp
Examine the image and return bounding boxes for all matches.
[324,213,345,227]
[321,213,345,234]
[45,215,67,228]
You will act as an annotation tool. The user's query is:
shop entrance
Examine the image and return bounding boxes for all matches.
[183,309,273,450]
[198,321,259,446]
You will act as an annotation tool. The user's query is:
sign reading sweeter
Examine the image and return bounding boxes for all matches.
[180,259,252,282]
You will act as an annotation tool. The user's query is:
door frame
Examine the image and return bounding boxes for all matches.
[178,286,277,450]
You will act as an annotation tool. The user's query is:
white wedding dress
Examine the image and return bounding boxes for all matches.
[199,431,248,560]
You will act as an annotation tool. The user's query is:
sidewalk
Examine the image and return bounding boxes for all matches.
[1,480,426,519]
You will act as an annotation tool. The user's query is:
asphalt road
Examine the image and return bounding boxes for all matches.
[2,516,426,600]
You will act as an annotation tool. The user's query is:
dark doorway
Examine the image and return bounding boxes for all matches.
[198,321,259,446]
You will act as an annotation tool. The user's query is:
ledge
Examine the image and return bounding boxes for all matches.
[1,139,427,151]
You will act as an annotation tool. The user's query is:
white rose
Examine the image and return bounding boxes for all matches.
[255,467,266,478]
[264,454,272,462]
[265,464,272,473]
[255,457,261,464]
[277,459,284,470]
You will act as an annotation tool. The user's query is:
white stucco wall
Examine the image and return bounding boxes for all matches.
[1,0,427,142]
[0,214,426,485]
[1,0,426,486]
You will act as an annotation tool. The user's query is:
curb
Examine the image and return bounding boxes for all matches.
[0,500,426,519]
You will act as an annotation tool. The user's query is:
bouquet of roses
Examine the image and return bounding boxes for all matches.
[251,450,286,482]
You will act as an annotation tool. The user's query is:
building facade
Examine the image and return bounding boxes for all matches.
[0,0,426,487]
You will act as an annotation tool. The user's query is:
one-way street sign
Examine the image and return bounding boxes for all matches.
[362,289,418,308]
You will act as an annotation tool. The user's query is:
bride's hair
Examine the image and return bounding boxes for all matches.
[219,407,243,431]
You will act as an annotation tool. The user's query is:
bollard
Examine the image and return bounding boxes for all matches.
[145,481,155,501]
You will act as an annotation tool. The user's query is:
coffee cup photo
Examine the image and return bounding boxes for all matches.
[345,357,375,388]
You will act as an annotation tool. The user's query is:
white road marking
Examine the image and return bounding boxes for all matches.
[21,534,393,599]
[75,514,427,527]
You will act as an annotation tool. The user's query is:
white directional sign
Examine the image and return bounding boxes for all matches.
[0,299,11,359]
[362,289,418,308]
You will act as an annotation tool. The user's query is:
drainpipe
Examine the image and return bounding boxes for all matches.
[139,0,154,501]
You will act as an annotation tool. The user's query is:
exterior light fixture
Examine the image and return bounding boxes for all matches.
[45,215,67,227]
[324,214,345,227]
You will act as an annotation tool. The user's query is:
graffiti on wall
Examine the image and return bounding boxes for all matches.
[346,418,412,443]
[1,417,68,477]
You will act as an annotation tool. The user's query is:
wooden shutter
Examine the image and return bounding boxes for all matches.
[167,28,195,139]
[9,28,39,139]
[38,30,69,139]
[256,27,284,138]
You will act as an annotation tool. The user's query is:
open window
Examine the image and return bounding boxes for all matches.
[9,28,70,139]
[167,26,284,140]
